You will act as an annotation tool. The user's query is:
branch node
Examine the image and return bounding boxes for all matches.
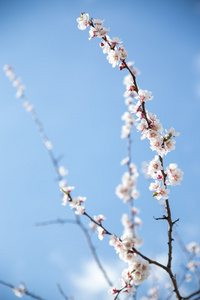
[153,215,167,221]
[172,218,180,226]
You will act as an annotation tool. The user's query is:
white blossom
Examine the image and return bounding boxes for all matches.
[131,189,140,199]
[187,242,200,256]
[62,186,75,193]
[94,214,106,223]
[16,86,25,98]
[59,179,67,188]
[93,18,104,25]
[147,155,163,179]
[89,25,109,40]
[12,285,26,298]
[166,163,183,185]
[118,45,128,59]
[62,194,70,206]
[59,166,68,176]
[164,138,176,154]
[76,13,89,30]
[13,288,23,298]
[44,140,53,150]
[134,216,142,227]
[136,89,153,103]
[121,124,131,138]
[97,227,105,240]
[69,196,86,209]
[165,127,180,137]
[121,111,135,125]
[150,136,165,156]
[141,161,151,179]
[107,49,121,67]
[108,287,118,295]
[75,205,85,215]
[23,101,34,112]
[99,41,110,54]
[120,156,130,165]
[13,78,21,88]
[187,260,196,271]
[185,273,192,282]
[111,37,122,46]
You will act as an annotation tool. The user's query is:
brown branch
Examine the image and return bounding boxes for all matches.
[122,60,139,93]
[132,247,167,270]
[154,215,167,221]
[113,285,128,300]
[83,211,112,236]
[138,88,176,269]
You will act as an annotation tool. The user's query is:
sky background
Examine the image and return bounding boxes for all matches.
[0,0,200,299]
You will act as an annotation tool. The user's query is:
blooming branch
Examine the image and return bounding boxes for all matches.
[76,12,187,299]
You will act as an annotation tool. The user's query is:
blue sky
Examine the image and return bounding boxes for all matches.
[0,0,200,299]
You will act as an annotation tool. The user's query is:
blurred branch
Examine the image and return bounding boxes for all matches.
[74,214,113,287]
[0,280,47,300]
[35,218,76,227]
[35,216,114,287]
[174,228,200,288]
[56,283,73,300]
[4,65,114,289]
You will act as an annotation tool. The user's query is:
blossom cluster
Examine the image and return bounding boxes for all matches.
[122,68,183,200]
[124,74,180,159]
[108,253,150,296]
[185,241,200,282]
[77,13,128,68]
[62,186,86,215]
[109,233,150,295]
[2,11,195,300]
[116,164,139,203]
[62,187,108,240]
[4,65,25,99]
